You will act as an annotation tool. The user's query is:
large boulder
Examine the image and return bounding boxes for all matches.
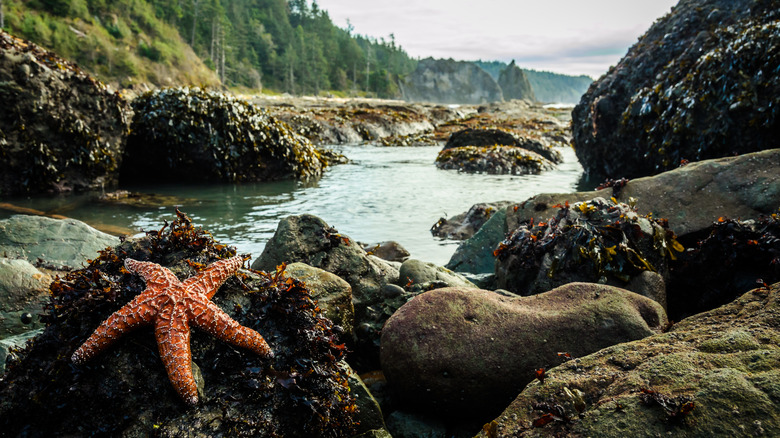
[283,262,354,336]
[479,282,780,437]
[572,0,780,180]
[431,201,514,241]
[122,87,337,183]
[0,30,130,195]
[0,215,120,270]
[402,58,503,104]
[498,61,536,101]
[442,128,562,164]
[0,211,358,437]
[380,283,667,419]
[435,145,556,175]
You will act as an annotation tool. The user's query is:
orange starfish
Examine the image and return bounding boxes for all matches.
[71,255,273,405]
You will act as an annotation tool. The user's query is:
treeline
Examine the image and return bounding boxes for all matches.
[1,0,417,97]
[474,60,593,104]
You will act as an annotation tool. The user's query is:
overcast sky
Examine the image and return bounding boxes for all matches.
[315,0,679,78]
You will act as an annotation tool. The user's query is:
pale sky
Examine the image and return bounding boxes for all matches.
[315,0,679,78]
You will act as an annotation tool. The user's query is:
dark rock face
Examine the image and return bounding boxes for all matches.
[572,0,780,180]
[435,146,556,175]
[498,61,536,101]
[402,58,504,104]
[380,283,666,418]
[443,128,562,163]
[0,212,357,437]
[479,282,780,438]
[122,87,335,183]
[431,201,514,241]
[0,30,130,195]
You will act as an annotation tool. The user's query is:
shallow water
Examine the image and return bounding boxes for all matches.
[1,145,584,266]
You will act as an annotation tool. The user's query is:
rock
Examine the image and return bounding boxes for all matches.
[0,215,120,270]
[498,61,536,102]
[572,0,780,179]
[442,128,562,164]
[479,282,780,437]
[252,214,400,368]
[380,283,667,419]
[122,87,339,183]
[345,366,387,434]
[363,241,411,262]
[435,145,556,175]
[0,258,52,337]
[447,149,780,276]
[431,201,513,241]
[402,58,504,104]
[353,429,393,438]
[0,328,43,373]
[494,197,679,305]
[386,411,448,438]
[398,259,476,293]
[0,211,358,437]
[283,262,354,336]
[0,30,131,195]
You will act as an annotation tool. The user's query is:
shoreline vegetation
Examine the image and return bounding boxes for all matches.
[1,0,780,436]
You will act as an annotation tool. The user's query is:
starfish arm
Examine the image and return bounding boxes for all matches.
[71,292,158,363]
[155,309,199,405]
[188,299,274,358]
[182,255,243,299]
[125,258,181,289]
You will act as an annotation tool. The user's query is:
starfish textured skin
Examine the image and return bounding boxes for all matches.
[71,255,273,405]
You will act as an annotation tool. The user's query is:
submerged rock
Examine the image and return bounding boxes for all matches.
[0,211,357,437]
[122,87,339,183]
[0,30,130,195]
[479,282,780,437]
[380,283,667,419]
[572,0,780,179]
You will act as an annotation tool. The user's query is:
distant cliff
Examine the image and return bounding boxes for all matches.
[498,60,536,101]
[475,61,592,104]
[401,58,504,104]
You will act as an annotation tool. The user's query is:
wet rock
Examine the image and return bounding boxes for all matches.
[398,259,476,293]
[478,282,780,437]
[346,367,387,434]
[498,61,536,101]
[0,258,51,337]
[380,283,667,419]
[96,190,203,209]
[442,128,562,164]
[0,328,43,373]
[0,211,357,437]
[386,411,448,438]
[431,201,513,241]
[402,58,504,104]
[435,145,556,175]
[494,197,680,305]
[0,215,120,270]
[363,241,411,262]
[283,262,354,336]
[572,0,780,179]
[0,30,131,195]
[122,87,339,183]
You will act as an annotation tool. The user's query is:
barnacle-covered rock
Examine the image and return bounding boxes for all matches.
[494,197,682,304]
[443,128,562,163]
[0,30,130,195]
[572,0,780,179]
[478,282,780,438]
[122,87,338,183]
[0,211,358,437]
[435,145,555,175]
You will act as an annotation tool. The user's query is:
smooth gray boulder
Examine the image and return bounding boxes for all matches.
[0,258,52,337]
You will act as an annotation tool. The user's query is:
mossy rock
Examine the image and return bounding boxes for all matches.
[122,87,339,183]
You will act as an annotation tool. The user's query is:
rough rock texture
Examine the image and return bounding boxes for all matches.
[435,146,556,175]
[283,262,355,336]
[0,215,120,270]
[446,149,780,276]
[402,58,503,104]
[0,328,42,373]
[0,30,130,195]
[362,241,411,263]
[122,87,338,183]
[431,201,514,241]
[443,128,563,163]
[572,0,780,179]
[494,197,681,305]
[380,283,667,419]
[0,258,51,337]
[0,212,358,437]
[398,259,476,293]
[498,61,536,102]
[479,282,780,438]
